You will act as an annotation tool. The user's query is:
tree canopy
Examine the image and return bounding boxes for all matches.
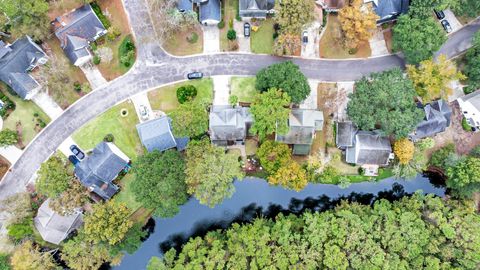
[255,61,310,104]
[268,161,308,191]
[0,129,17,147]
[451,0,480,18]
[257,140,291,174]
[394,138,415,165]
[169,100,208,138]
[132,150,188,217]
[62,234,112,270]
[48,181,89,216]
[274,0,315,34]
[0,0,50,40]
[446,156,480,197]
[338,0,379,49]
[347,68,424,138]
[409,0,457,18]
[36,155,72,198]
[463,31,480,93]
[10,241,57,270]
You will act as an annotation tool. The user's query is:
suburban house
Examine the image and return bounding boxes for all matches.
[0,36,47,99]
[34,199,83,245]
[52,4,107,66]
[177,0,221,25]
[410,100,452,141]
[316,0,346,12]
[458,90,480,131]
[336,121,357,149]
[74,142,130,201]
[209,105,253,146]
[239,0,275,19]
[136,116,189,152]
[364,0,409,24]
[276,109,324,156]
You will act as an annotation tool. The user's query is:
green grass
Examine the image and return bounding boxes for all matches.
[72,101,143,161]
[251,19,275,54]
[114,173,142,213]
[148,79,213,113]
[230,77,257,103]
[245,139,258,156]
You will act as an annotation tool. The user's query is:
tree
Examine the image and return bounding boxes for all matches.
[394,138,415,165]
[275,0,315,34]
[393,15,447,64]
[132,150,188,217]
[429,143,456,169]
[0,254,9,270]
[229,95,238,106]
[169,100,208,138]
[273,33,301,56]
[256,140,291,174]
[0,193,32,226]
[185,139,244,207]
[417,137,435,151]
[446,156,480,197]
[464,31,480,92]
[250,88,291,140]
[0,0,50,40]
[407,55,465,102]
[0,129,17,146]
[62,234,112,270]
[268,161,308,191]
[176,85,197,104]
[110,224,147,256]
[409,0,458,18]
[452,0,480,18]
[48,181,89,216]
[347,68,424,138]
[256,61,310,104]
[147,0,198,41]
[36,53,73,108]
[10,241,57,270]
[227,29,236,40]
[84,201,133,245]
[36,155,72,198]
[338,0,379,49]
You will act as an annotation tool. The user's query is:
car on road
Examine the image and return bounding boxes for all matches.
[139,105,149,120]
[441,20,452,33]
[70,145,85,160]
[68,155,80,166]
[434,9,445,20]
[187,72,203,80]
[302,31,308,44]
[244,23,251,37]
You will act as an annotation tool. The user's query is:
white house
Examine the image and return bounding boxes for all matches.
[458,90,480,131]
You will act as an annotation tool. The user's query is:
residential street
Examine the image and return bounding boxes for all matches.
[0,0,479,201]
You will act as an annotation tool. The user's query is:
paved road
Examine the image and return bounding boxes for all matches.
[0,0,479,200]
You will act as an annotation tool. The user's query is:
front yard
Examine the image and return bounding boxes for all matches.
[251,19,275,54]
[230,77,257,103]
[163,26,204,56]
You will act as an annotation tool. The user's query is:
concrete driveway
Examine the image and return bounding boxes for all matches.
[369,28,389,56]
[213,76,231,105]
[130,93,153,122]
[202,26,220,53]
[301,22,321,58]
[234,21,251,52]
[300,80,319,109]
[444,9,463,34]
[80,62,107,89]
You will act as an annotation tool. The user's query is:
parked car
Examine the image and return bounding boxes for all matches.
[70,145,85,160]
[441,20,452,33]
[302,31,308,44]
[434,9,445,20]
[139,105,149,120]
[187,72,203,80]
[244,22,251,37]
[68,155,80,166]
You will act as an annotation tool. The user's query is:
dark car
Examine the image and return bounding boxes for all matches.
[244,22,251,37]
[302,31,308,44]
[434,9,445,20]
[70,145,85,160]
[441,20,452,33]
[187,72,203,80]
[68,155,80,166]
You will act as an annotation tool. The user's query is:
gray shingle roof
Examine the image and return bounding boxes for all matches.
[136,116,188,152]
[177,0,194,12]
[209,105,253,142]
[336,121,356,148]
[410,100,452,141]
[371,0,409,24]
[276,109,324,145]
[199,0,221,23]
[346,131,392,165]
[34,199,83,245]
[239,0,275,17]
[0,36,46,99]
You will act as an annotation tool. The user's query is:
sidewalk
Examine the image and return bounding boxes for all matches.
[80,63,107,89]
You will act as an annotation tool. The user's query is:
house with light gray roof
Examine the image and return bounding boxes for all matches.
[53,4,107,66]
[136,116,189,152]
[209,105,253,146]
[345,131,393,166]
[0,36,47,99]
[239,0,275,19]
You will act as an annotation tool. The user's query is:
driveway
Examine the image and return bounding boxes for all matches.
[234,21,251,52]
[213,76,231,105]
[444,9,463,34]
[80,63,107,89]
[57,137,82,158]
[369,28,389,57]
[0,146,22,165]
[301,22,321,58]
[32,92,64,120]
[202,26,220,53]
[130,92,153,122]
[300,80,319,109]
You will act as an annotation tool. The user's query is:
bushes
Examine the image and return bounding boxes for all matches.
[0,129,18,147]
[0,91,15,118]
[176,85,198,104]
[430,143,456,169]
[90,2,111,28]
[106,26,121,42]
[119,35,136,68]
[104,134,115,142]
[0,254,9,270]
[227,29,237,41]
[7,218,34,242]
[462,117,472,131]
[218,20,225,29]
[186,32,199,44]
[93,55,101,65]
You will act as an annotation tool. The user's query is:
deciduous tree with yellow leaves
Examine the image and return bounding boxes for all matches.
[338,0,379,49]
[268,161,308,191]
[394,138,415,165]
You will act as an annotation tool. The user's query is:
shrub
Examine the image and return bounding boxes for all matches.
[236,14,242,21]
[93,55,101,65]
[464,85,477,95]
[228,18,233,29]
[33,112,39,118]
[338,176,351,189]
[273,32,279,39]
[73,81,82,92]
[37,119,46,128]
[186,32,199,44]
[120,50,135,67]
[176,85,198,104]
[0,253,9,270]
[90,2,111,28]
[430,143,456,169]
[104,134,114,142]
[0,91,15,118]
[90,42,97,51]
[82,83,91,93]
[7,218,34,242]
[106,26,121,42]
[218,20,225,29]
[0,129,18,146]
[229,95,238,106]
[227,29,237,41]
[119,36,136,68]
[462,117,472,131]
[314,166,339,184]
[417,137,435,151]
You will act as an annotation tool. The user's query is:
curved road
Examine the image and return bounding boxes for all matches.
[0,0,479,199]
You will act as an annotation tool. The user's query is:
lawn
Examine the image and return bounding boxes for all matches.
[163,26,204,56]
[148,79,213,113]
[319,14,371,59]
[230,77,257,103]
[114,173,142,213]
[251,19,275,54]
[220,0,239,51]
[72,101,143,161]
[245,139,258,156]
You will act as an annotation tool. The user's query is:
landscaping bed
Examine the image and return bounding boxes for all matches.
[163,26,204,56]
[251,19,275,54]
[220,0,240,51]
[230,77,257,103]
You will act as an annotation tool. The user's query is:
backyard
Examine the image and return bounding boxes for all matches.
[72,101,143,160]
[114,173,142,213]
[220,0,239,51]
[230,77,257,103]
[148,79,213,113]
[163,26,204,56]
[251,19,275,54]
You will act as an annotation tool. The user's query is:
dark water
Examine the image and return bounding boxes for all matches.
[114,175,445,270]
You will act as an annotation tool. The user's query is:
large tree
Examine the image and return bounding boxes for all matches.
[132,150,188,217]
[464,31,480,93]
[185,139,244,207]
[452,0,480,18]
[147,0,198,41]
[409,0,458,18]
[256,61,310,104]
[275,0,315,34]
[347,68,424,138]
[36,155,72,198]
[273,33,301,56]
[48,181,89,216]
[393,15,446,64]
[338,0,379,49]
[10,241,57,270]
[0,129,17,147]
[169,100,208,138]
[393,138,415,165]
[250,88,291,141]
[62,234,112,270]
[0,0,50,40]
[268,161,308,191]
[256,140,291,174]
[446,156,480,197]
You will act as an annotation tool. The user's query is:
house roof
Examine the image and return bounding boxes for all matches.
[346,131,392,165]
[239,0,275,17]
[460,90,480,111]
[371,0,409,23]
[209,105,253,142]
[336,121,356,148]
[136,116,187,152]
[74,142,129,200]
[34,199,83,245]
[410,100,451,141]
[199,0,221,23]
[276,109,324,145]
[0,36,46,99]
[177,0,194,11]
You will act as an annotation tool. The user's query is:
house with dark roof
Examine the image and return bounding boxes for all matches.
[53,4,107,66]
[364,0,409,24]
[316,0,346,12]
[209,105,253,146]
[336,121,357,149]
[344,130,393,165]
[276,109,324,156]
[136,116,189,152]
[458,90,480,131]
[34,199,83,245]
[177,0,221,25]
[74,142,130,200]
[410,100,452,141]
[0,36,47,99]
[239,0,275,19]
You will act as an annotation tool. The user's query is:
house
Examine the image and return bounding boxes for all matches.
[177,0,221,25]
[343,130,393,168]
[336,121,357,149]
[239,0,275,19]
[364,0,409,24]
[276,109,324,156]
[316,0,346,12]
[136,116,189,152]
[0,36,47,99]
[209,105,253,146]
[34,199,83,245]
[409,100,452,141]
[74,142,130,200]
[53,4,107,66]
[458,90,480,131]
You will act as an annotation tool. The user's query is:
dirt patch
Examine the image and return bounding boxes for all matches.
[0,155,11,179]
[163,26,204,56]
